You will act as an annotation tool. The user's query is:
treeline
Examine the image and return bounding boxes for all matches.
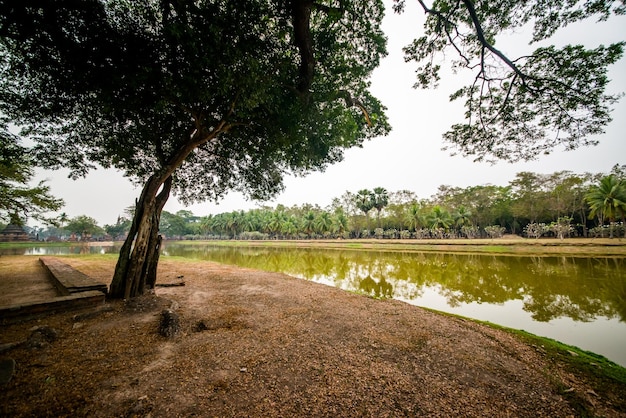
[14,166,626,241]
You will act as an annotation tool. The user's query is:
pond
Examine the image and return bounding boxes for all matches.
[5,243,626,367]
[161,243,626,367]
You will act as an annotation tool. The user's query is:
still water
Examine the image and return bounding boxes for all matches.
[6,243,626,366]
[161,243,626,367]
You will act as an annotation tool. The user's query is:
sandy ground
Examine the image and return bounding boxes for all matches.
[1,256,625,417]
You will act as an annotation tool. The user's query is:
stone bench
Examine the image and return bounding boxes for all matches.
[39,257,108,296]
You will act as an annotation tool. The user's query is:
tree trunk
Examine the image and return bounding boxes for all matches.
[109,174,173,299]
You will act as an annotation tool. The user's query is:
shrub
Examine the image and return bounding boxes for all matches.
[484,225,506,238]
[524,222,548,239]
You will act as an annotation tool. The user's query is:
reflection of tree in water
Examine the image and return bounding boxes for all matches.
[358,275,393,299]
[164,245,626,323]
[519,256,624,322]
[609,277,626,323]
[427,254,517,308]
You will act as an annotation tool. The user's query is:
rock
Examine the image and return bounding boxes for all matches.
[27,326,59,349]
[0,359,16,385]
[193,320,209,332]
[158,309,180,338]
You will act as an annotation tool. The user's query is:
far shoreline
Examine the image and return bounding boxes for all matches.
[2,236,625,256]
[163,237,626,256]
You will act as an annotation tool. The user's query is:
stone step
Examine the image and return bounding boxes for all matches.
[39,257,108,295]
[0,291,105,323]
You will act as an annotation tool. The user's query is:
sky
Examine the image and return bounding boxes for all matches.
[31,2,626,227]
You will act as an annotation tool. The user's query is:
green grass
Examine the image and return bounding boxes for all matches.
[506,328,626,415]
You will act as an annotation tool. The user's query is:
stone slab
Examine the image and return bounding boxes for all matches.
[39,257,108,295]
[0,291,105,323]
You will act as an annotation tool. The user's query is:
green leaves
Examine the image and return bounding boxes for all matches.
[1,0,390,202]
[0,129,63,224]
[585,175,626,226]
[401,0,624,162]
[443,42,623,162]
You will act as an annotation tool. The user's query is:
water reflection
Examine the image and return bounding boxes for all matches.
[26,246,116,255]
[163,244,626,324]
[162,243,626,366]
[0,244,120,256]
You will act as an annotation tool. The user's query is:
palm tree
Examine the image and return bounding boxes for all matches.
[239,210,258,233]
[355,189,374,230]
[315,211,334,237]
[585,175,626,238]
[58,212,69,228]
[332,209,349,238]
[371,187,389,228]
[224,212,241,238]
[300,211,317,238]
[280,218,298,239]
[267,210,286,238]
[427,206,453,230]
[198,215,214,236]
[404,203,424,234]
[453,206,473,236]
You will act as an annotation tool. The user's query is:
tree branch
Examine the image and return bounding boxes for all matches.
[338,90,373,127]
[290,0,315,95]
[461,0,525,82]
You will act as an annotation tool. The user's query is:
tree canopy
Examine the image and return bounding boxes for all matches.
[65,215,105,238]
[0,0,389,198]
[0,0,390,297]
[395,0,624,162]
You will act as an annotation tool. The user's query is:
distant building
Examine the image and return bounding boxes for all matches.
[0,224,31,242]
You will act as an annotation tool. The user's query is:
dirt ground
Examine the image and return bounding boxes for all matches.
[1,256,625,417]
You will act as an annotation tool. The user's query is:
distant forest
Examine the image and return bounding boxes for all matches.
[13,166,626,241]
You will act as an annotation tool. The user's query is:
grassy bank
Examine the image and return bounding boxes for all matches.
[421,306,626,414]
[170,237,626,256]
[492,326,626,415]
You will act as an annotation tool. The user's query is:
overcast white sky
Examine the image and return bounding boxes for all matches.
[32,2,626,226]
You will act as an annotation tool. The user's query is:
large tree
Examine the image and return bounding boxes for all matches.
[0,0,389,297]
[395,0,624,162]
[371,186,389,227]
